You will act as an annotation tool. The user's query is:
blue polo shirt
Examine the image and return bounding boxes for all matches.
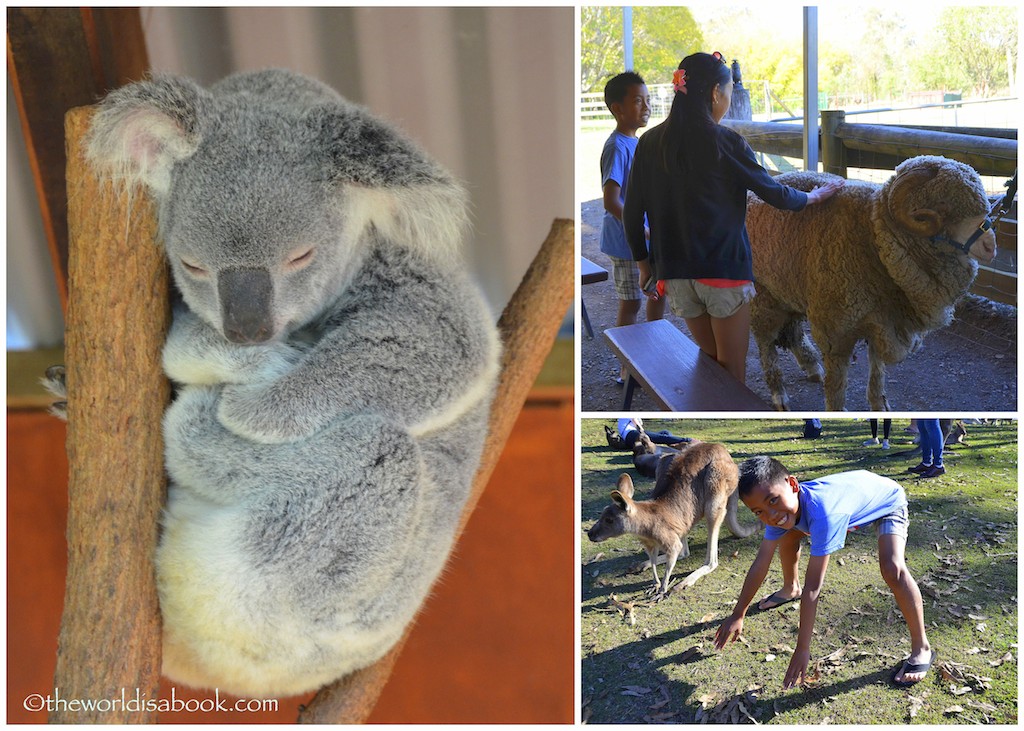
[764,470,908,556]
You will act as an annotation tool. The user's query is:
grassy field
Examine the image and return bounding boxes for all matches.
[581,419,1017,724]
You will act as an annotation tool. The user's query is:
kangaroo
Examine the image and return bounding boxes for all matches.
[631,433,701,479]
[588,442,758,597]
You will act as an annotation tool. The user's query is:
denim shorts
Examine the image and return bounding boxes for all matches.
[872,505,909,539]
[664,279,756,319]
[608,256,641,300]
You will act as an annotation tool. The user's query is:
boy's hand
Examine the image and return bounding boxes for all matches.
[713,614,744,650]
[782,647,811,689]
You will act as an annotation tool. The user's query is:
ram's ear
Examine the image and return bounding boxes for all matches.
[308,104,468,259]
[86,75,207,196]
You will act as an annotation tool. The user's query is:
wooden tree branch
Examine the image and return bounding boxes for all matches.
[297,218,575,724]
[51,106,170,723]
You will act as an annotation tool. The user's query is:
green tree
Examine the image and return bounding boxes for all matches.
[912,6,1018,96]
[581,6,624,94]
[580,6,704,93]
[632,7,704,87]
[854,8,913,101]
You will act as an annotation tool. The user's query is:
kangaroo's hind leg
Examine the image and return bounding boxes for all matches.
[676,495,726,591]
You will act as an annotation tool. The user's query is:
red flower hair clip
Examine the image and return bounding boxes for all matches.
[672,68,687,94]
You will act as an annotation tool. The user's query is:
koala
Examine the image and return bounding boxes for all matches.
[84,69,501,698]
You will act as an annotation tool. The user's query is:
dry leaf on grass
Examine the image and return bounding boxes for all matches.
[943,705,965,715]
[621,685,653,697]
[648,685,671,711]
[937,659,993,691]
[966,699,998,713]
[644,711,678,723]
[678,645,702,663]
[987,651,1013,667]
[695,691,760,724]
[907,689,930,719]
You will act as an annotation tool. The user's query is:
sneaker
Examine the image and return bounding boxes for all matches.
[863,437,880,446]
[920,465,946,478]
[881,439,890,450]
[908,463,932,474]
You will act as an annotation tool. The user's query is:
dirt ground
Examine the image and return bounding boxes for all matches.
[580,199,1017,412]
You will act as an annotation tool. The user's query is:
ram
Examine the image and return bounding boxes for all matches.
[746,155,996,411]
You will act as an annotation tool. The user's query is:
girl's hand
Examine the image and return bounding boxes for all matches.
[805,179,844,206]
[637,258,659,300]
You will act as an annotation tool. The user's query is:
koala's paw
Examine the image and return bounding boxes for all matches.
[41,365,68,420]
[216,383,314,444]
[165,328,303,386]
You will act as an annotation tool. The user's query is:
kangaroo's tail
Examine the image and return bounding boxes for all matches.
[726,489,759,538]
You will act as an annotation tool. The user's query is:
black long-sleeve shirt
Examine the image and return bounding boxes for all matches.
[623,122,808,281]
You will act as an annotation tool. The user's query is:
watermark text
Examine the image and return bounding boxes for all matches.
[24,687,278,715]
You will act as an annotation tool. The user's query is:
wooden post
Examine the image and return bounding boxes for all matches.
[51,106,170,723]
[297,218,575,724]
[7,7,150,308]
[820,110,847,178]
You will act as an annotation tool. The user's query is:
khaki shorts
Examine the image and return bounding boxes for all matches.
[664,279,756,319]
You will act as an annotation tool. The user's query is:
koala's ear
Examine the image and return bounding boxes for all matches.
[86,75,208,196]
[307,104,469,258]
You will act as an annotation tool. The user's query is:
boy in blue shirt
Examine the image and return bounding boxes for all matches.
[599,72,665,382]
[714,456,934,689]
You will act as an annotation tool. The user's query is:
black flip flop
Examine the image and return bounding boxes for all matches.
[891,649,936,687]
[757,590,801,611]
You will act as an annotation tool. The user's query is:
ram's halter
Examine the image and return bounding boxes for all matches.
[931,170,1016,255]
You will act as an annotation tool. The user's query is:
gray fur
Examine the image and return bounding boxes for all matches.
[86,69,500,697]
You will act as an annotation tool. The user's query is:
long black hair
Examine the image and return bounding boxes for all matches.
[659,52,733,174]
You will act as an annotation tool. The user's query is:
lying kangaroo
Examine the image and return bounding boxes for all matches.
[631,433,701,479]
[588,442,758,597]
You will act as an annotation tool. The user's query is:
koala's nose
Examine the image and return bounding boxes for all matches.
[218,267,275,344]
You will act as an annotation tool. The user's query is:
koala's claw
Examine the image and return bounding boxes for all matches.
[43,365,66,396]
[42,365,68,421]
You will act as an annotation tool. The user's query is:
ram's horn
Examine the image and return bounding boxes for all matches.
[887,164,945,237]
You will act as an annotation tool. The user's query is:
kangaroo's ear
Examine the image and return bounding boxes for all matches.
[86,74,208,196]
[610,489,635,514]
[307,103,468,259]
[616,473,635,499]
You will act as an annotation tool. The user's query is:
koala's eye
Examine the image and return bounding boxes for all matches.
[180,259,208,277]
[286,247,315,270]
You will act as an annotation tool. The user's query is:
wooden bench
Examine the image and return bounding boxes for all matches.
[604,319,769,411]
[580,256,608,339]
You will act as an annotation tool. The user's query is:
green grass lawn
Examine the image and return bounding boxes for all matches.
[581,419,1017,724]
